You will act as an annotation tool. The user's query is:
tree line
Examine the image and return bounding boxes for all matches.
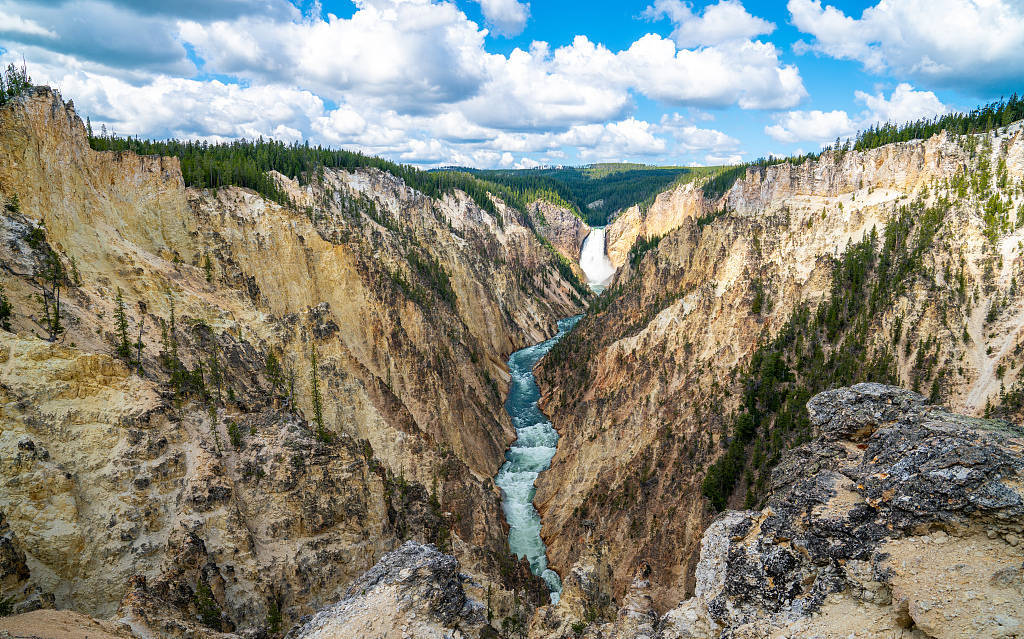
[458,165,692,226]
[88,133,512,219]
[698,94,1024,203]
[87,131,590,302]
[852,94,1024,151]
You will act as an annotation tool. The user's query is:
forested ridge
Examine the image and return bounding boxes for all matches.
[699,94,1024,203]
[88,134,514,217]
[87,132,591,298]
[853,94,1023,150]
[458,165,694,225]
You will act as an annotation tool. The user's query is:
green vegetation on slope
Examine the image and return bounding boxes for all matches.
[700,154,820,201]
[853,94,1023,151]
[0,62,31,107]
[698,94,1024,203]
[88,134,515,218]
[701,198,949,511]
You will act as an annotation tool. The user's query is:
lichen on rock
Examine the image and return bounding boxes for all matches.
[658,384,1024,639]
[286,541,487,639]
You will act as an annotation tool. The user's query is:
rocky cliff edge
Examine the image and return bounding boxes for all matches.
[530,383,1023,638]
[281,384,1022,639]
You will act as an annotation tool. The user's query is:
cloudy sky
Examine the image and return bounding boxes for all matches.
[1,0,1022,168]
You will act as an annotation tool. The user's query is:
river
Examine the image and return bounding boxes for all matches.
[494,315,581,604]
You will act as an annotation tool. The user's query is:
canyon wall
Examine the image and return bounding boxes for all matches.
[285,384,1024,639]
[0,87,584,634]
[527,199,591,264]
[605,181,708,268]
[534,122,1024,614]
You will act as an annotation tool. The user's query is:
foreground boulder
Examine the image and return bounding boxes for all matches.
[287,541,488,639]
[657,383,1024,639]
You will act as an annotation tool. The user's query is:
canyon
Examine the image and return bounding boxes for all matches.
[0,87,584,635]
[1,84,1023,639]
[288,383,1024,639]
[534,116,1024,622]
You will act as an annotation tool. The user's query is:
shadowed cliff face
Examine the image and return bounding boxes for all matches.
[534,122,1024,612]
[0,87,583,633]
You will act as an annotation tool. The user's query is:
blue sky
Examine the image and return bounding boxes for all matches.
[1,0,1022,168]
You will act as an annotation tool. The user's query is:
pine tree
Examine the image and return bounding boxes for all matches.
[309,344,329,441]
[265,597,283,634]
[0,62,30,106]
[168,293,179,361]
[265,350,283,393]
[0,283,12,332]
[37,251,64,342]
[135,312,145,374]
[68,256,81,286]
[208,339,222,406]
[288,368,296,412]
[114,288,131,359]
[194,580,221,629]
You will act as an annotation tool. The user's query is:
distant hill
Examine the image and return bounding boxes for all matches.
[438,164,697,226]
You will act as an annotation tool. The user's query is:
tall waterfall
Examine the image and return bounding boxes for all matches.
[579,227,615,292]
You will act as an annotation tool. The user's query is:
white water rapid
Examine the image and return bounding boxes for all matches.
[579,227,615,293]
[494,315,581,604]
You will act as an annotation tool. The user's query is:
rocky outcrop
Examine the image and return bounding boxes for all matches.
[528,199,591,266]
[287,541,487,639]
[654,384,1024,639]
[0,610,136,639]
[0,511,53,616]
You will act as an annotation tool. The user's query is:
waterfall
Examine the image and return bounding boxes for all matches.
[494,315,582,604]
[579,227,615,292]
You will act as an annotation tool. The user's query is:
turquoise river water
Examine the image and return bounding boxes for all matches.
[494,315,582,604]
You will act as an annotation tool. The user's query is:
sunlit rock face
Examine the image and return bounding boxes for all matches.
[528,199,591,264]
[0,86,583,634]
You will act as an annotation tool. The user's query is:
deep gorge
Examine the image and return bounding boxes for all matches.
[494,314,582,604]
[1,81,1023,639]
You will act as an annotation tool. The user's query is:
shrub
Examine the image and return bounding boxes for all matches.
[194,580,221,629]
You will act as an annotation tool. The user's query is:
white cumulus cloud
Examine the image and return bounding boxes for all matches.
[472,0,530,36]
[855,83,947,124]
[765,84,949,145]
[789,0,1024,92]
[0,10,56,38]
[644,0,774,48]
[0,0,812,166]
[765,109,857,144]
